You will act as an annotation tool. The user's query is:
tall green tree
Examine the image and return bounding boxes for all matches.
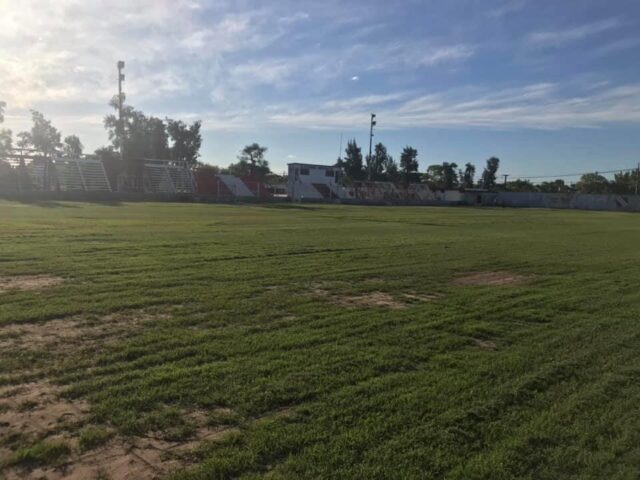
[611,171,640,194]
[17,132,32,150]
[30,110,61,158]
[166,119,202,167]
[228,143,270,178]
[63,135,84,157]
[382,153,399,182]
[424,164,445,189]
[538,179,570,193]
[0,101,10,157]
[339,139,364,181]
[104,96,170,161]
[480,157,500,190]
[367,142,389,181]
[442,162,459,189]
[366,142,388,181]
[460,162,475,188]
[505,179,536,192]
[0,129,11,157]
[399,146,419,185]
[576,173,610,194]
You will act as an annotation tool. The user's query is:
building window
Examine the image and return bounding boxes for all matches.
[325,170,334,177]
[300,168,309,175]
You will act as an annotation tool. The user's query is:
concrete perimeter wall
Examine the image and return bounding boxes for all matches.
[471,192,640,212]
[3,190,640,213]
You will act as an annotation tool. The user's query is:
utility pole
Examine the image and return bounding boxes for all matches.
[117,61,125,163]
[636,162,639,195]
[503,174,509,187]
[368,113,376,181]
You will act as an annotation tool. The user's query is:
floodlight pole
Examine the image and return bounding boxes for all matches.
[368,113,376,181]
[117,61,125,163]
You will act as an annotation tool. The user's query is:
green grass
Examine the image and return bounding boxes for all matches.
[7,440,71,468]
[78,426,114,452]
[1,200,640,479]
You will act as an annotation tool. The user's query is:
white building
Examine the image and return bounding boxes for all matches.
[287,163,342,201]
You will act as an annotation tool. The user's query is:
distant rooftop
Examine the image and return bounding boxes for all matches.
[287,162,336,169]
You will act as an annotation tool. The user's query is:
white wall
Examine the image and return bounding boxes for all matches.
[288,164,338,200]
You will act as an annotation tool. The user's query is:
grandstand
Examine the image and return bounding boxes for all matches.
[55,157,111,192]
[0,150,111,193]
[141,159,195,194]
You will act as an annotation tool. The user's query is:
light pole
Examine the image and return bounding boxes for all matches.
[117,61,125,163]
[368,113,376,181]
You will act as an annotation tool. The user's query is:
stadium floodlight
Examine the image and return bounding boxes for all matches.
[117,61,126,162]
[368,113,377,180]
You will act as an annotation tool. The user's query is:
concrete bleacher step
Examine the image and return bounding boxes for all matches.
[217,174,254,197]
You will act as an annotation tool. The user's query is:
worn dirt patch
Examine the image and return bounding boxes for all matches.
[402,293,443,302]
[312,284,441,310]
[453,271,530,286]
[0,275,64,293]
[0,381,89,440]
[0,309,239,479]
[0,312,169,354]
[473,338,497,351]
[0,381,237,480]
[338,292,407,309]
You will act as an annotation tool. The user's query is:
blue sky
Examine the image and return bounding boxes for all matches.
[1,0,640,179]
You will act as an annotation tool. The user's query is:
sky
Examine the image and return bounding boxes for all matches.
[1,0,640,179]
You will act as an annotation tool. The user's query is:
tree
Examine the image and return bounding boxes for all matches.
[399,146,419,185]
[0,102,10,157]
[460,162,475,189]
[480,157,500,190]
[104,95,170,161]
[442,162,458,189]
[63,135,83,157]
[424,164,445,190]
[382,154,399,182]
[228,143,270,178]
[95,146,122,188]
[166,119,202,167]
[505,179,536,192]
[339,139,364,181]
[0,129,11,157]
[30,110,61,157]
[538,179,571,193]
[576,173,610,194]
[17,132,32,151]
[611,170,640,194]
[366,142,387,181]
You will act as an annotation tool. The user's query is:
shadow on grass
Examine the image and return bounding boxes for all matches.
[17,201,80,209]
[12,199,124,208]
[258,203,324,211]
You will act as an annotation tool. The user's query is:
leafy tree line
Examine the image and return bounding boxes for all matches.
[0,99,203,169]
[98,95,202,168]
[0,104,84,161]
[336,139,503,190]
[501,172,640,195]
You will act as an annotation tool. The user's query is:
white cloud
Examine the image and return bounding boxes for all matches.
[324,93,409,109]
[267,82,640,130]
[351,76,360,81]
[418,45,476,66]
[487,0,526,18]
[527,18,621,47]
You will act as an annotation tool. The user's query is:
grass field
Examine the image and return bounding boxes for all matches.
[1,200,640,479]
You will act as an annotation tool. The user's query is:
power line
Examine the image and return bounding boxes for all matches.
[507,167,638,181]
